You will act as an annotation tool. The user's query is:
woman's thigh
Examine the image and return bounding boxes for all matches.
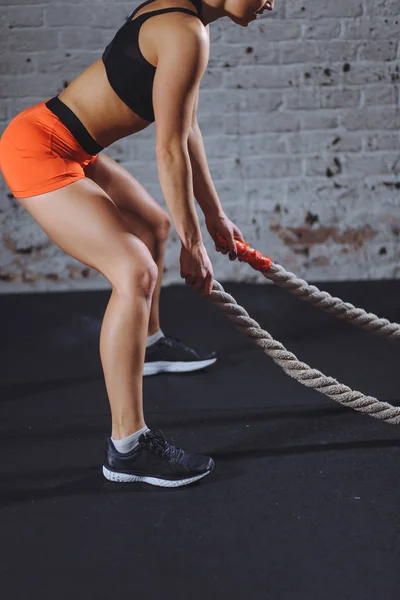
[83,152,170,235]
[17,177,157,291]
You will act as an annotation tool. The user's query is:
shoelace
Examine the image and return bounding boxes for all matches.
[163,335,197,355]
[141,429,185,463]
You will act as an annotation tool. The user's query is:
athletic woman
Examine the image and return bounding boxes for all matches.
[0,0,274,487]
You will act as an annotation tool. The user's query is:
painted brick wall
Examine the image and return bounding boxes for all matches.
[0,0,399,292]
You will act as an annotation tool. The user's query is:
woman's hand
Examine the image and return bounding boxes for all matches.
[205,211,245,260]
[180,241,214,298]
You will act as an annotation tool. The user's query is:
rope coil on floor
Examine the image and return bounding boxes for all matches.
[212,236,400,425]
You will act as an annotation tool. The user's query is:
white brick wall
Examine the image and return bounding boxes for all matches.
[0,0,399,292]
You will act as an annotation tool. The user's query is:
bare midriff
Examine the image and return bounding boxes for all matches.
[57,0,201,149]
[58,59,152,148]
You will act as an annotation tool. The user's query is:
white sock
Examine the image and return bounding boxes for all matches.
[146,329,165,348]
[111,425,149,454]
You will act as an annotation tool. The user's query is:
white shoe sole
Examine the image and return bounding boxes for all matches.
[143,357,217,376]
[102,466,212,487]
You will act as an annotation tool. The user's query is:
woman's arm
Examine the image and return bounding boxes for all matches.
[152,15,209,248]
[187,125,223,218]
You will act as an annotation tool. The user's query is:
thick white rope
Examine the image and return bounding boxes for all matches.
[210,280,400,425]
[263,264,400,340]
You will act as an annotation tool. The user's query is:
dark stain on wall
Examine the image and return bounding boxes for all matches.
[3,235,50,255]
[293,246,310,257]
[67,265,94,279]
[3,234,16,252]
[391,67,399,83]
[305,211,319,226]
[271,223,377,251]
[326,157,342,178]
[0,272,14,281]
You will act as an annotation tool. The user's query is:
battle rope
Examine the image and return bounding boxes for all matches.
[215,235,400,340]
[211,236,400,425]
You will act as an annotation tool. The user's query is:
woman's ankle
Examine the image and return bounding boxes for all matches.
[111,420,146,440]
[111,424,149,453]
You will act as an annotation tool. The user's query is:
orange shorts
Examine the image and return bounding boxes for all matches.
[0,96,103,199]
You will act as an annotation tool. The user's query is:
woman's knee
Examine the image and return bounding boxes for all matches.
[114,262,158,298]
[113,239,159,298]
[135,260,159,298]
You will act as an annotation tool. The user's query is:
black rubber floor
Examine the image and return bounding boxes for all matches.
[1,280,399,599]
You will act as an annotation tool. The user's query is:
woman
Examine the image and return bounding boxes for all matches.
[0,0,274,488]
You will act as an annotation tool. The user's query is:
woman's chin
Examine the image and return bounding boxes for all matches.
[231,14,256,27]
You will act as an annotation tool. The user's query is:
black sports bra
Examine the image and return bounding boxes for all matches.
[102,0,204,123]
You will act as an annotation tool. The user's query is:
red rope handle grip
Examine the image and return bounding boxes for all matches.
[215,234,273,272]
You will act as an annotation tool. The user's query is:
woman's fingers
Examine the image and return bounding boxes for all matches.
[215,235,241,260]
[216,241,229,254]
